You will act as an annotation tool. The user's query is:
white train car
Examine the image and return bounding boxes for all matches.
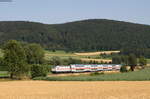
[90,64,99,72]
[113,64,121,70]
[102,65,109,71]
[107,64,113,71]
[51,64,122,73]
[51,66,71,73]
[70,64,91,72]
[97,64,103,71]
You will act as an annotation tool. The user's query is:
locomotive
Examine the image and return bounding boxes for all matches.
[51,64,122,73]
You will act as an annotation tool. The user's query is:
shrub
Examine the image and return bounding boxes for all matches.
[31,64,49,78]
[139,56,147,66]
[50,56,62,65]
[120,66,128,72]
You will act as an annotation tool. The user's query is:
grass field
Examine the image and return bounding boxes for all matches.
[0,71,9,78]
[80,58,112,63]
[44,50,114,63]
[34,68,150,81]
[44,50,81,60]
[42,50,150,64]
[75,51,120,56]
[0,81,150,99]
[0,49,116,63]
[0,49,3,58]
[146,59,150,64]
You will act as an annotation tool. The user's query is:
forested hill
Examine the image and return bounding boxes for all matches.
[0,19,150,51]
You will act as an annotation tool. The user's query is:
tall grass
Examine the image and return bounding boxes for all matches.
[0,49,3,58]
[0,71,9,78]
[34,68,150,81]
[44,50,85,60]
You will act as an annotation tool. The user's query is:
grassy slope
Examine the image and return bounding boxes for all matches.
[0,49,3,58]
[45,50,150,64]
[0,49,104,60]
[146,59,150,64]
[44,50,112,62]
[0,71,9,77]
[44,50,81,60]
[33,68,150,81]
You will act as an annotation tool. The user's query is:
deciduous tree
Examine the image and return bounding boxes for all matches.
[3,40,29,79]
[24,43,45,64]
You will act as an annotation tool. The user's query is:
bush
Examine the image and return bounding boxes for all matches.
[50,56,62,65]
[120,66,128,72]
[139,56,147,66]
[31,64,49,78]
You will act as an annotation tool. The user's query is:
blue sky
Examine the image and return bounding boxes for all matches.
[0,0,150,24]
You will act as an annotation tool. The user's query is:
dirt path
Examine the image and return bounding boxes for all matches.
[81,58,112,63]
[0,81,150,99]
[75,51,120,56]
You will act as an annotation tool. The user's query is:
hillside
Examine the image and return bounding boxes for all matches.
[0,19,150,51]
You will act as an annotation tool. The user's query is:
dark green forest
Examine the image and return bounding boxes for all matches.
[0,19,150,53]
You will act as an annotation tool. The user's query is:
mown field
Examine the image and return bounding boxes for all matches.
[0,49,3,57]
[0,81,150,99]
[44,50,81,60]
[34,68,150,81]
[44,50,114,63]
[45,50,150,64]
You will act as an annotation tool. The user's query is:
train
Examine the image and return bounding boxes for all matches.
[51,64,122,73]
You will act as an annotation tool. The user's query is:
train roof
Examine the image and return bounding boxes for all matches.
[71,64,122,65]
[53,64,122,67]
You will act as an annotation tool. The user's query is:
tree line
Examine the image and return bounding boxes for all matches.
[121,47,150,58]
[0,19,150,54]
[112,54,147,71]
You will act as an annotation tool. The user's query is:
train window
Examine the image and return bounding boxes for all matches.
[75,65,84,67]
[76,69,84,70]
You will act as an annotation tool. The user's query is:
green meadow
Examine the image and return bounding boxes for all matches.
[34,68,150,81]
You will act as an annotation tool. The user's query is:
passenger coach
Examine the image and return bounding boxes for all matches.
[51,64,122,73]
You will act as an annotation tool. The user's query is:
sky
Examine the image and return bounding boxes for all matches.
[0,0,150,25]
